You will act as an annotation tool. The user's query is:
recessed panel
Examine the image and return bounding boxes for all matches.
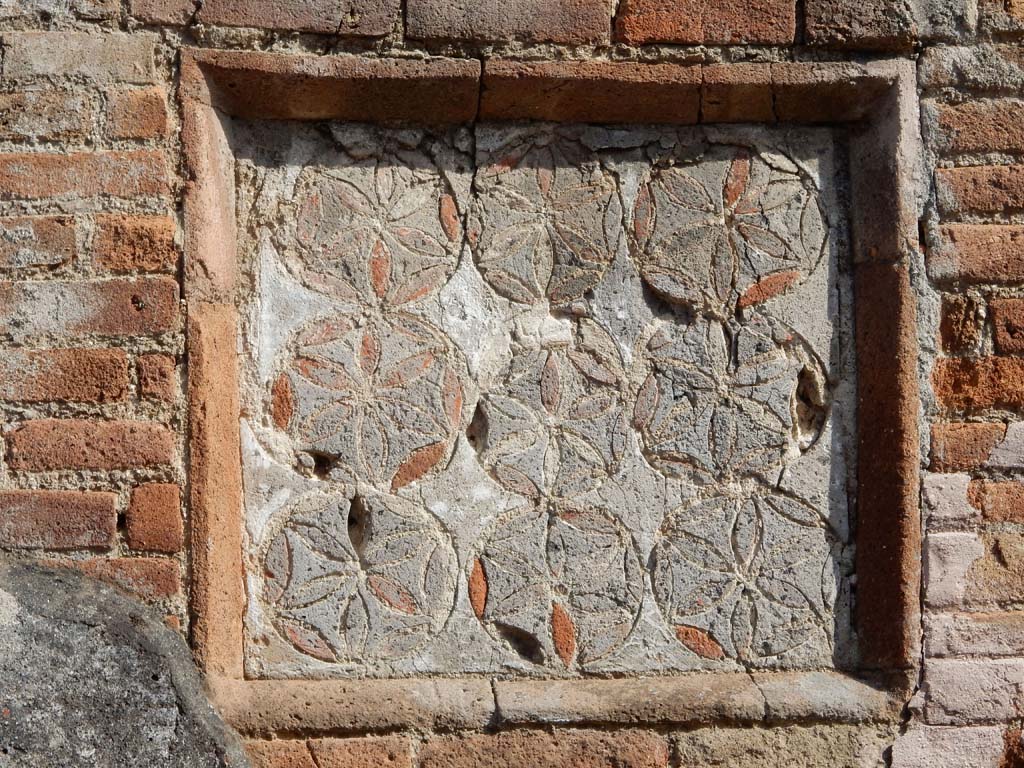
[232,122,855,680]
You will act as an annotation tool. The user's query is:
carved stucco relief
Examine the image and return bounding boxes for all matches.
[233,122,854,678]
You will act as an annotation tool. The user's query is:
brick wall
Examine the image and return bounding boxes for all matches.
[0,0,1021,766]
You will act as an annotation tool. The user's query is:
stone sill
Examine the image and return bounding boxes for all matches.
[210,671,908,735]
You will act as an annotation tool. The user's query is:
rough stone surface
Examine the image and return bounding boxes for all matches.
[407,0,612,44]
[418,730,670,768]
[892,726,1005,767]
[676,724,894,767]
[1,32,157,83]
[233,121,853,679]
[0,216,75,271]
[805,0,976,49]
[0,560,247,766]
[198,0,400,36]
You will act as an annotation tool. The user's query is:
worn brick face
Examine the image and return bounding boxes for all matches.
[0,216,76,271]
[93,215,176,273]
[931,422,1007,472]
[310,737,412,768]
[934,100,1024,154]
[104,87,170,140]
[0,349,128,403]
[129,0,196,24]
[419,731,669,768]
[991,298,1024,354]
[615,0,795,44]
[939,294,980,354]
[2,32,157,84]
[0,91,94,143]
[7,419,175,471]
[966,533,1024,605]
[408,0,612,44]
[138,353,177,401]
[937,165,1024,217]
[199,0,399,35]
[69,557,181,601]
[127,483,183,553]
[969,481,1024,523]
[0,277,179,339]
[0,151,170,201]
[930,225,1024,285]
[0,490,116,551]
[933,356,1024,412]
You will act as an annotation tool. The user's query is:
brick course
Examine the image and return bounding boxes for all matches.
[615,0,795,44]
[409,0,612,44]
[933,100,1024,155]
[0,490,116,550]
[6,419,175,471]
[930,225,1024,285]
[2,32,157,84]
[69,557,181,601]
[0,151,170,201]
[0,349,128,403]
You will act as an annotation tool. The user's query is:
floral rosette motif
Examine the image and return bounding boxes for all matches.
[633,144,827,317]
[262,490,458,664]
[471,318,629,501]
[471,126,623,305]
[634,313,826,485]
[468,503,644,670]
[289,140,463,307]
[271,312,465,492]
[651,490,838,666]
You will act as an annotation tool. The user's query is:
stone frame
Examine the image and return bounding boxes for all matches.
[180,48,922,735]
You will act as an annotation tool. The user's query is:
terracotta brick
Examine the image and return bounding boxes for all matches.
[138,353,177,401]
[0,490,116,551]
[931,422,1006,472]
[309,736,412,768]
[408,0,611,44]
[418,730,669,768]
[126,483,183,553]
[0,91,94,143]
[933,356,1024,412]
[937,165,1024,217]
[980,0,1024,35]
[930,225,1024,285]
[199,0,398,35]
[70,557,181,601]
[939,294,980,354]
[0,349,128,403]
[2,32,157,84]
[701,64,775,123]
[104,87,169,141]
[7,419,174,471]
[94,214,176,273]
[992,298,1024,354]
[969,481,1024,523]
[615,0,794,44]
[804,0,968,49]
[245,741,315,768]
[481,60,701,124]
[934,100,1024,154]
[129,0,196,24]
[0,151,170,201]
[0,277,179,339]
[0,216,76,271]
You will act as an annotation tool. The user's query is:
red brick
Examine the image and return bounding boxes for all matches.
[104,87,169,141]
[94,214,176,273]
[931,422,1007,472]
[615,0,794,44]
[0,490,116,551]
[127,483,183,553]
[701,64,775,123]
[70,557,181,601]
[930,225,1024,285]
[129,0,196,24]
[933,357,1024,412]
[934,101,1024,155]
[0,216,76,271]
[138,353,177,401]
[310,737,412,768]
[408,0,611,44]
[418,730,669,768]
[0,91,94,142]
[970,481,1024,523]
[992,298,1024,354]
[937,165,1024,217]
[7,419,175,471]
[481,60,701,124]
[939,294,980,354]
[245,741,315,768]
[0,277,179,339]
[199,0,398,35]
[0,151,170,201]
[0,349,128,403]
